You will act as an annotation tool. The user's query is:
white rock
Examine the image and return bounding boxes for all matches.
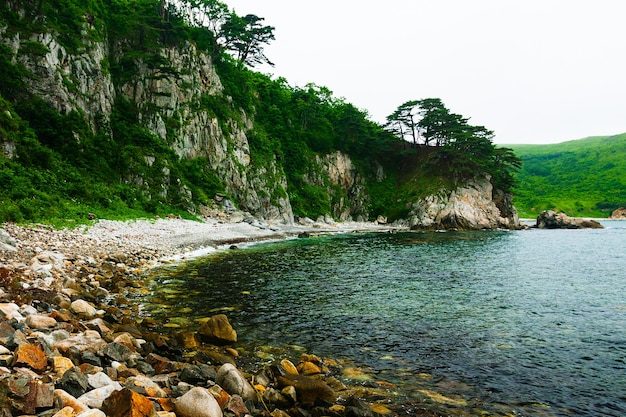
[53,332,106,354]
[175,387,223,417]
[88,372,120,389]
[76,409,106,417]
[70,300,97,318]
[26,314,57,330]
[20,305,38,316]
[54,389,90,414]
[215,363,256,402]
[78,385,121,408]
[0,303,20,319]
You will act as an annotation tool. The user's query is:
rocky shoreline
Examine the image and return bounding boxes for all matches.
[0,217,436,417]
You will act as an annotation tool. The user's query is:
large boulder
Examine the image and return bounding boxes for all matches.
[536,210,604,229]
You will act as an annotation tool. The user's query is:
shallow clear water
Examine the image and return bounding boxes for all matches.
[144,221,626,416]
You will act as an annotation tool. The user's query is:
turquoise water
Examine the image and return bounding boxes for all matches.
[144,221,626,416]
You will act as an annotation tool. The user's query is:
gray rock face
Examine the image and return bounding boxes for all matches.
[536,210,604,229]
[215,363,257,402]
[407,176,520,230]
[2,22,519,228]
[0,229,17,251]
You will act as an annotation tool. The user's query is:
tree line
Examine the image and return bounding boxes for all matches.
[385,98,522,192]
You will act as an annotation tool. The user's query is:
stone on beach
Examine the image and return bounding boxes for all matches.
[197,314,237,344]
[125,374,167,398]
[54,389,91,415]
[215,363,257,402]
[70,300,98,319]
[13,343,48,371]
[175,386,223,417]
[101,388,157,417]
[25,313,57,330]
[57,366,90,398]
[78,384,121,408]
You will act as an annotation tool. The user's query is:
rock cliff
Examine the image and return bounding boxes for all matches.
[405,176,520,230]
[0,8,518,229]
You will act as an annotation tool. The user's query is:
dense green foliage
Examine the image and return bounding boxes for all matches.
[511,133,626,218]
[0,0,520,225]
[386,99,522,193]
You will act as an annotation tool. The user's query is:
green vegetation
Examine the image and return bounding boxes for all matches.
[511,133,626,218]
[0,0,520,225]
[385,99,521,193]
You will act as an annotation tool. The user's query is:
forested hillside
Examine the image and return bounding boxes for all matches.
[511,133,626,218]
[0,0,520,227]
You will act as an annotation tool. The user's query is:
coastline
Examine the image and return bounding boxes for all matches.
[0,217,419,417]
[1,216,402,270]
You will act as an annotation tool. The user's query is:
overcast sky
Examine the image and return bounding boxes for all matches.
[223,1,626,144]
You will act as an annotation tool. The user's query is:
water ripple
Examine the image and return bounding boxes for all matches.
[145,222,626,416]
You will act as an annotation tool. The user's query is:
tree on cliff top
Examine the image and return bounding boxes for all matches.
[171,0,275,67]
[386,98,522,193]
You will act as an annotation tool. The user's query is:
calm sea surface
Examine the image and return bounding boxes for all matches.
[143,220,626,416]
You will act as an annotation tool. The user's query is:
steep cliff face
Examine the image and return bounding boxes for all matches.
[303,151,370,221]
[0,8,519,229]
[9,30,114,126]
[406,176,520,230]
[115,42,293,223]
[2,23,293,223]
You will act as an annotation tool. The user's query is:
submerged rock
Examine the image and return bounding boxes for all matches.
[277,373,336,404]
[197,314,237,345]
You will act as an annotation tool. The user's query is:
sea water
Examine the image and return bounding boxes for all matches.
[143,220,626,416]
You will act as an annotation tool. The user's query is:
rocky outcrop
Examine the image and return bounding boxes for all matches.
[610,207,626,219]
[536,210,604,229]
[406,176,520,230]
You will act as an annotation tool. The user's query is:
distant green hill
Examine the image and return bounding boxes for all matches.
[510,133,626,218]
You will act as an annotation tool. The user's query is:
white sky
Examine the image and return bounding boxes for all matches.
[223,1,626,144]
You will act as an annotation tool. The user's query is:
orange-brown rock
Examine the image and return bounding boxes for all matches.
[611,207,626,219]
[197,314,237,345]
[279,359,298,375]
[277,374,336,404]
[24,380,54,414]
[13,344,47,371]
[176,331,198,349]
[296,361,321,375]
[101,388,157,417]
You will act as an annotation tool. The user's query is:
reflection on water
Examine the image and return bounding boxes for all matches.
[144,222,626,416]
